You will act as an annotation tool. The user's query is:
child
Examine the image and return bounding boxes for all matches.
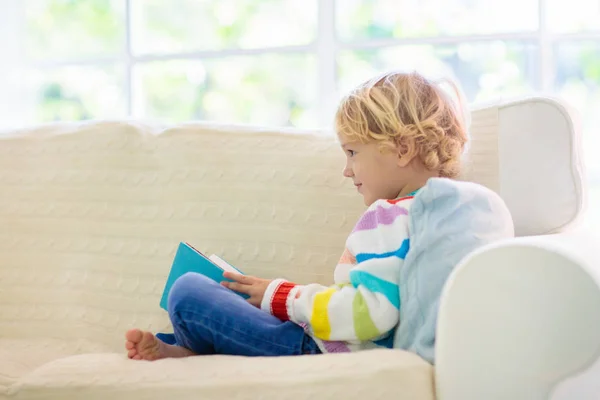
[125,71,514,363]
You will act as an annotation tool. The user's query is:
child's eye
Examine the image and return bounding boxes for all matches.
[347,150,356,157]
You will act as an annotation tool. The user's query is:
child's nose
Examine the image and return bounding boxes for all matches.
[343,165,354,178]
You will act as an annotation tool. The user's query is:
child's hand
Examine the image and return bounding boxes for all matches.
[221,272,272,308]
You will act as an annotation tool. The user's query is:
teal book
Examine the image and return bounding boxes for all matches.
[160,242,247,310]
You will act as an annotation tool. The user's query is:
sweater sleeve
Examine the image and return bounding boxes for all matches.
[261,198,412,342]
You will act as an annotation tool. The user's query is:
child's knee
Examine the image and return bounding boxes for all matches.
[167,272,216,314]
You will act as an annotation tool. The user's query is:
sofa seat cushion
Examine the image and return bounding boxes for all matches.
[0,338,111,395]
[9,349,434,400]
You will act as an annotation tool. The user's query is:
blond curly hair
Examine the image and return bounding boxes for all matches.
[335,71,468,178]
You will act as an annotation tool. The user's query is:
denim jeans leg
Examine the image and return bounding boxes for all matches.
[165,272,320,356]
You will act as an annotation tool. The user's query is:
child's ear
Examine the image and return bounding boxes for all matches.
[395,137,417,168]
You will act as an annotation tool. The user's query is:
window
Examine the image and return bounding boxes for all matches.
[1,0,600,227]
[1,0,597,128]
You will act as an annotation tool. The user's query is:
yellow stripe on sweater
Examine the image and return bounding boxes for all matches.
[310,287,336,340]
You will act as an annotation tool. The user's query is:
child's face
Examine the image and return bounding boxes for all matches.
[340,139,409,206]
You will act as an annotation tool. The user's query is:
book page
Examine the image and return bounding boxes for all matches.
[208,254,240,274]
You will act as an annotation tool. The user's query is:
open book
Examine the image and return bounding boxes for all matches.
[159,242,247,310]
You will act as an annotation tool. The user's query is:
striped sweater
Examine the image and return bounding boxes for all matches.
[260,193,416,353]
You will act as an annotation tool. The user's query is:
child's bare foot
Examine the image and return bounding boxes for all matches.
[125,329,196,361]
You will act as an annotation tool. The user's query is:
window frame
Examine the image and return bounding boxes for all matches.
[2,0,600,128]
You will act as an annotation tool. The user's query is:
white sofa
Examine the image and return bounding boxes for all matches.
[1,97,599,400]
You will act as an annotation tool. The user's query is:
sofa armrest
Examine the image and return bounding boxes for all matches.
[435,232,600,400]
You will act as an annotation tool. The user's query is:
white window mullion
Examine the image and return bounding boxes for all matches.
[341,32,539,50]
[124,0,134,117]
[538,0,554,91]
[133,45,315,62]
[317,0,338,130]
[0,0,27,130]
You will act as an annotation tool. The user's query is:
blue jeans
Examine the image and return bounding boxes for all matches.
[156,272,321,356]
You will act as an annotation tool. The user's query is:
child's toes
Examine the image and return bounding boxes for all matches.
[125,328,143,343]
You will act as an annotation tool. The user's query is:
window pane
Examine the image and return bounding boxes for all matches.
[338,42,537,103]
[554,41,600,176]
[548,0,600,33]
[25,0,125,60]
[336,0,538,41]
[133,55,317,128]
[131,0,317,54]
[26,66,126,123]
